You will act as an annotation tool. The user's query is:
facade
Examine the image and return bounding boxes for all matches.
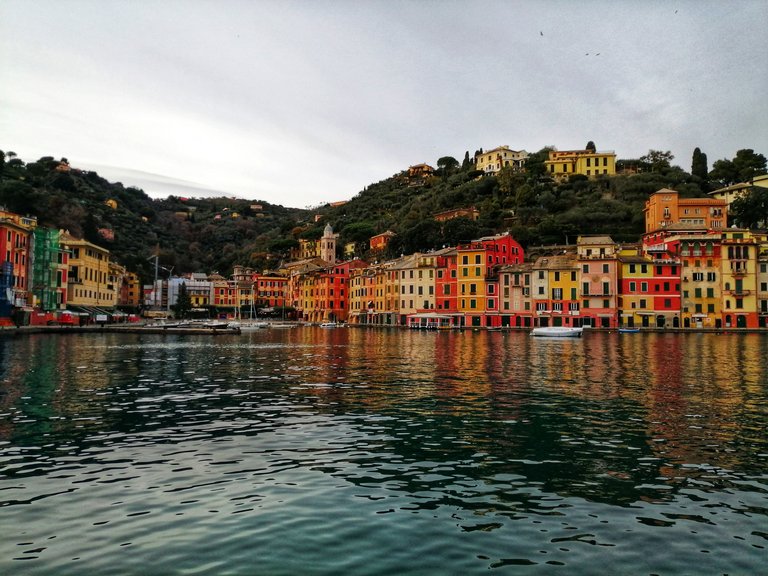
[644,189,727,233]
[531,253,581,327]
[119,272,142,308]
[62,232,116,309]
[544,149,616,180]
[1,209,36,310]
[475,146,528,175]
[370,230,396,252]
[577,236,619,328]
[31,227,68,311]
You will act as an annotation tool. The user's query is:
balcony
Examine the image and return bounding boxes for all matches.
[726,289,751,297]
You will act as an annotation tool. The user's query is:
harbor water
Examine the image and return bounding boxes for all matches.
[1,328,766,575]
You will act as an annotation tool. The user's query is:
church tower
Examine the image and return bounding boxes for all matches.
[320,223,337,264]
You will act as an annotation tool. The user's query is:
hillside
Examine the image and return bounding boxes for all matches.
[1,147,745,280]
[0,153,310,281]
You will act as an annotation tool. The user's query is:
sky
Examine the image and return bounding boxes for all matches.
[2,1,766,209]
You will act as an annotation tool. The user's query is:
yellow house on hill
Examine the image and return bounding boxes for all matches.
[545,148,616,180]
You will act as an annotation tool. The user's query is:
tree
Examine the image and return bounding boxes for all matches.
[461,151,472,170]
[709,158,738,186]
[709,149,767,186]
[639,150,674,172]
[524,147,554,180]
[732,149,767,182]
[174,282,192,319]
[436,156,459,179]
[442,217,481,247]
[691,147,708,180]
[729,186,768,228]
[585,141,596,153]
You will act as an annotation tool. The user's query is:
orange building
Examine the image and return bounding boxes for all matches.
[644,188,727,233]
[370,230,396,252]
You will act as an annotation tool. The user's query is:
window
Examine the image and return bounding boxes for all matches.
[538,271,545,280]
[641,282,648,292]
[582,282,590,295]
[554,271,560,281]
[603,264,609,273]
[583,264,589,273]
[629,281,636,292]
[603,282,610,295]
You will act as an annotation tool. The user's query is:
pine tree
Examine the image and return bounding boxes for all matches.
[691,147,708,180]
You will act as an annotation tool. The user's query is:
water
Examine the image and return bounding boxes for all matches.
[1,328,766,575]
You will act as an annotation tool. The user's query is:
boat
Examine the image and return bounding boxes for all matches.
[319,322,338,328]
[531,326,583,338]
[618,327,640,333]
[229,321,270,331]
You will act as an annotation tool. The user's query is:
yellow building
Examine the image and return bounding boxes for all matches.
[456,245,487,319]
[544,148,616,180]
[531,253,581,327]
[720,229,759,328]
[475,146,528,175]
[62,233,116,308]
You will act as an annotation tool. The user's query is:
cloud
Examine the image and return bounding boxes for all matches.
[1,0,767,207]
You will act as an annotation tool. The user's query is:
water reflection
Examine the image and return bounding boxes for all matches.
[0,330,766,574]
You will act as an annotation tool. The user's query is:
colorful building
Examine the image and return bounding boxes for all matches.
[644,188,727,233]
[545,148,616,180]
[0,209,36,311]
[31,227,68,311]
[62,232,116,309]
[475,146,528,175]
[577,236,619,328]
[530,252,581,327]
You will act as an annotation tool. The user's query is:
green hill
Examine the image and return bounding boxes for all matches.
[3,147,748,281]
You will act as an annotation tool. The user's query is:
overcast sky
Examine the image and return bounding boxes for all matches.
[2,0,766,208]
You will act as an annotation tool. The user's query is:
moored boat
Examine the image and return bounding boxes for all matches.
[531,326,583,338]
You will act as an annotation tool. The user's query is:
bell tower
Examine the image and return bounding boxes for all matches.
[320,223,336,264]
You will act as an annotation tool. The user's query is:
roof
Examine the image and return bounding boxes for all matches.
[534,253,579,269]
[577,235,615,245]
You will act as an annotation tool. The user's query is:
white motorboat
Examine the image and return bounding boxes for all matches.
[530,326,583,338]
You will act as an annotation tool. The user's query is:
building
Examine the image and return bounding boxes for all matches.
[644,188,727,233]
[370,230,396,252]
[720,229,759,328]
[577,236,619,328]
[544,148,617,180]
[498,263,533,327]
[31,227,68,311]
[433,207,479,223]
[475,146,528,175]
[0,209,36,312]
[530,252,581,328]
[119,272,142,308]
[61,232,116,309]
